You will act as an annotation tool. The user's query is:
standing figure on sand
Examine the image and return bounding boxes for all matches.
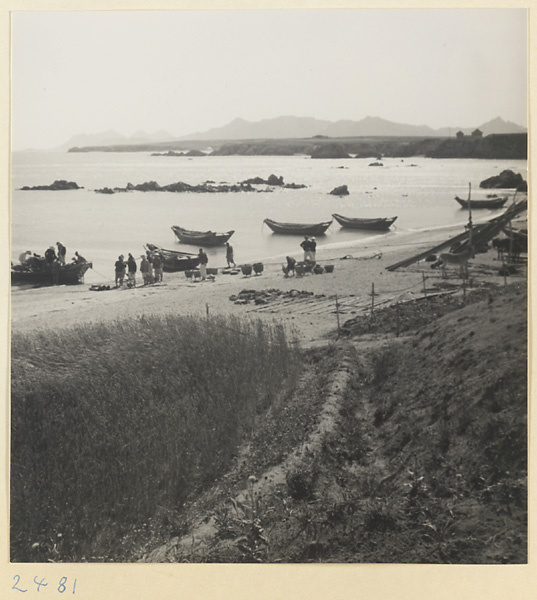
[198,248,208,280]
[152,252,164,283]
[115,255,126,288]
[225,242,236,268]
[310,237,317,263]
[300,236,316,263]
[127,253,137,287]
[140,254,151,285]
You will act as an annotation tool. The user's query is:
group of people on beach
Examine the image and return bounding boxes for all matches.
[17,242,88,284]
[300,236,317,262]
[283,236,318,277]
[112,243,237,287]
[198,243,236,280]
[114,250,165,288]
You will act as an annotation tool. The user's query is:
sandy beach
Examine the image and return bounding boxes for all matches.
[11,220,526,344]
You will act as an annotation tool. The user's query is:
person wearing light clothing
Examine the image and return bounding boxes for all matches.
[198,248,208,280]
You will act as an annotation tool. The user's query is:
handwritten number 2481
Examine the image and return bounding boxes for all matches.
[12,575,77,593]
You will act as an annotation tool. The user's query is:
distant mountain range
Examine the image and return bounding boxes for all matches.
[179,115,526,140]
[55,116,526,151]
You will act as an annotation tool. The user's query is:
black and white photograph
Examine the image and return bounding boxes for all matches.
[8,4,529,582]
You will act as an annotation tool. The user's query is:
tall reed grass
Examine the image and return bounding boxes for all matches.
[11,314,300,561]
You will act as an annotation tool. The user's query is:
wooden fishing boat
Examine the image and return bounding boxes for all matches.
[145,243,200,272]
[171,225,234,246]
[332,213,397,231]
[11,259,92,286]
[501,226,527,242]
[499,227,527,253]
[454,196,508,210]
[263,218,332,236]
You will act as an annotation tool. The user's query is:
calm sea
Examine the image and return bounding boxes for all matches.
[11,151,527,283]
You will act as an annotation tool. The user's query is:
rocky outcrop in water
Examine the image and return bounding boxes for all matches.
[95,187,132,194]
[240,174,307,189]
[329,185,349,196]
[20,180,83,191]
[480,169,527,191]
[95,180,257,194]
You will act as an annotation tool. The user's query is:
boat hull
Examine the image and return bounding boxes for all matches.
[146,244,201,272]
[263,218,332,236]
[332,213,397,231]
[11,262,92,286]
[171,226,234,246]
[454,196,508,209]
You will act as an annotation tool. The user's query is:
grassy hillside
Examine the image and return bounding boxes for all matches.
[142,283,527,563]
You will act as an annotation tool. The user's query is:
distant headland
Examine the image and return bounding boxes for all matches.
[68,132,527,160]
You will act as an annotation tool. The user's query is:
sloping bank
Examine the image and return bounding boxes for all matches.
[140,282,526,563]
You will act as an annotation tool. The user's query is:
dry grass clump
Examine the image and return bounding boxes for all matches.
[11,314,300,562]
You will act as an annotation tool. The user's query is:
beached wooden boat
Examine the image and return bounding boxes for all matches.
[145,243,200,272]
[332,213,397,231]
[263,218,332,236]
[501,226,527,242]
[11,260,92,286]
[454,196,508,210]
[499,227,527,253]
[171,225,234,246]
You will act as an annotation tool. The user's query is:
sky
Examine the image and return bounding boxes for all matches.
[11,9,528,151]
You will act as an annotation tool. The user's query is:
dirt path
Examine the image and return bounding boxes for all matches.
[142,341,357,562]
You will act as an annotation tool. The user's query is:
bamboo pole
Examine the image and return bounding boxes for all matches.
[335,294,341,338]
[467,182,474,257]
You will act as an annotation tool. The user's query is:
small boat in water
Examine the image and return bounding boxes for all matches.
[171,225,235,246]
[454,196,508,210]
[11,259,92,286]
[145,243,201,272]
[263,218,332,236]
[332,213,397,231]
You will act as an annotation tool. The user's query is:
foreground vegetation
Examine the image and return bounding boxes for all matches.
[142,283,527,563]
[11,315,300,562]
[11,283,527,563]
